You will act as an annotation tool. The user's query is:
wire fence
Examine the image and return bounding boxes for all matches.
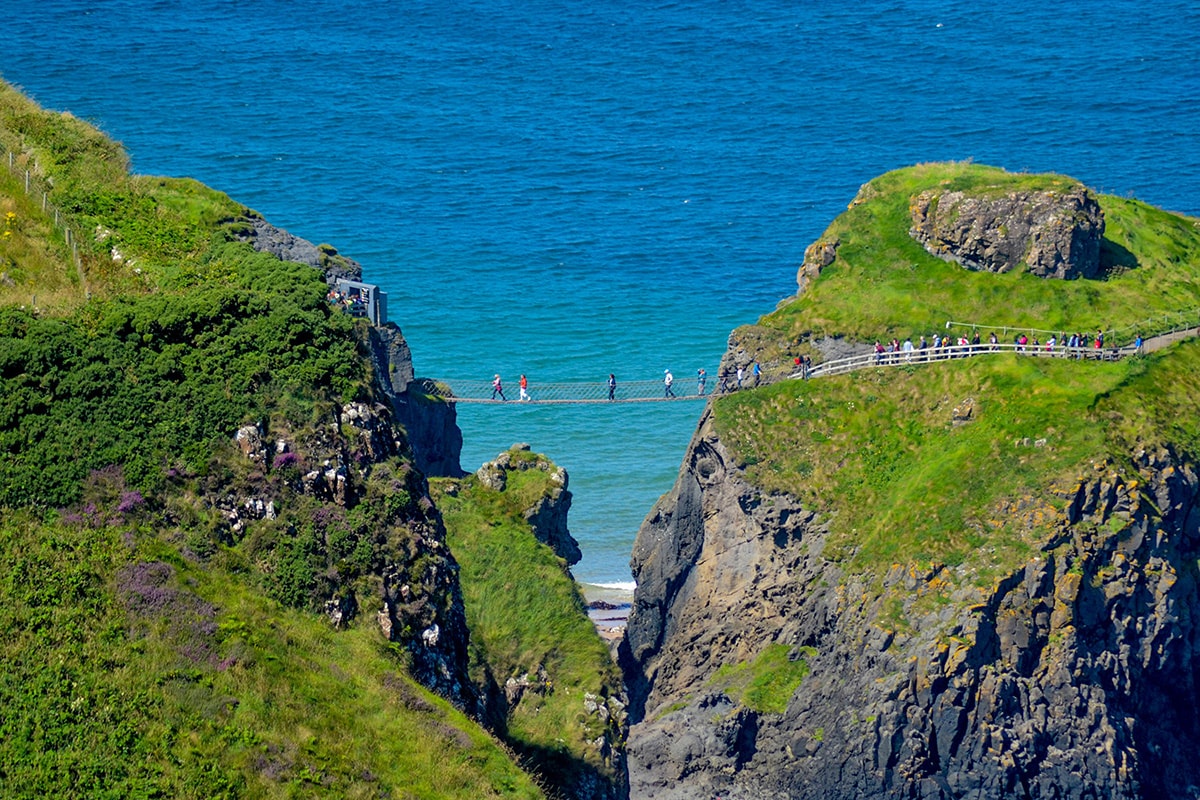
[0,143,89,298]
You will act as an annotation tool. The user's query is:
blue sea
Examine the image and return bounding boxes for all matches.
[5,0,1198,586]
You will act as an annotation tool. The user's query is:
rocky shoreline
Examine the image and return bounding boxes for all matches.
[583,584,634,647]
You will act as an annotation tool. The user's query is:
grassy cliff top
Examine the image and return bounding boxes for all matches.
[714,342,1200,583]
[761,162,1200,345]
[714,162,1200,586]
[430,451,626,796]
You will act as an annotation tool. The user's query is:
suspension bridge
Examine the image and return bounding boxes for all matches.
[423,314,1200,406]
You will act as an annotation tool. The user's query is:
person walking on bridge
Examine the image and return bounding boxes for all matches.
[664,369,676,398]
[607,373,616,401]
[492,374,507,401]
[697,368,707,395]
[519,374,530,402]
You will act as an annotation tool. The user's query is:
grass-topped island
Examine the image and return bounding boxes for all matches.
[622,162,1200,800]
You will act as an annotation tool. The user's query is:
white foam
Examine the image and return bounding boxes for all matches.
[587,581,636,592]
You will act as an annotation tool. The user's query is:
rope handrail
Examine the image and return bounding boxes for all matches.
[430,322,1199,405]
[434,377,715,404]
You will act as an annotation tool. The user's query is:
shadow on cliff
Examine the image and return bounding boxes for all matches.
[1099,236,1138,277]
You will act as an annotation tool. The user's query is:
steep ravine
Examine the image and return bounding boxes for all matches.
[620,409,1200,799]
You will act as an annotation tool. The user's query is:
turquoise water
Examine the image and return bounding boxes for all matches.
[5,0,1198,584]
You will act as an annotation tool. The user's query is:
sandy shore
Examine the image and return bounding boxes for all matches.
[581,583,633,645]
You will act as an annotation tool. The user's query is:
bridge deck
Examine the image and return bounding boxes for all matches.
[428,324,1199,406]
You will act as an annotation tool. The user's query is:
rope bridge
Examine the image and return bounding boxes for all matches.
[426,319,1200,406]
[432,377,714,404]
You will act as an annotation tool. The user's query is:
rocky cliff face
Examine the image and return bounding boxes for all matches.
[236,215,464,476]
[216,219,473,705]
[215,400,476,709]
[620,411,1200,799]
[909,186,1105,279]
[476,445,582,565]
[364,325,464,478]
[234,213,363,284]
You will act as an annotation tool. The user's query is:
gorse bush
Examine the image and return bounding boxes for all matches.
[0,240,366,509]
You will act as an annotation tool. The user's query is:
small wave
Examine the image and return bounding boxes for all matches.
[587,581,636,591]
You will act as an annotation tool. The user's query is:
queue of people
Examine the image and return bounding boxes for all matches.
[326,287,368,317]
[482,327,1131,404]
[865,328,1122,364]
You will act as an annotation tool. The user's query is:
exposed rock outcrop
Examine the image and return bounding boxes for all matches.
[795,237,839,297]
[621,410,1200,799]
[214,403,475,710]
[233,213,464,477]
[361,325,464,477]
[476,444,581,565]
[233,213,362,284]
[909,186,1105,279]
[392,379,465,478]
[718,325,870,391]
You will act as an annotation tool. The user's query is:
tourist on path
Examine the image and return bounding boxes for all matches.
[664,369,676,398]
[736,365,745,388]
[697,368,707,395]
[607,373,616,401]
[752,361,762,385]
[492,374,507,401]
[519,374,530,402]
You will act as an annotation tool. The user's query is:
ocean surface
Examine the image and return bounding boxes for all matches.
[4,0,1198,585]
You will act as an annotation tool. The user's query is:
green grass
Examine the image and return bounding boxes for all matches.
[708,644,816,714]
[714,341,1200,586]
[715,355,1121,575]
[712,160,1200,594]
[0,510,543,799]
[0,167,84,312]
[430,453,625,794]
[0,79,556,796]
[761,162,1200,346]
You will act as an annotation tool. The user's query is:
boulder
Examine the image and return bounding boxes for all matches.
[909,186,1104,279]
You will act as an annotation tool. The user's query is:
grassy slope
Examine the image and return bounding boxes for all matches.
[431,454,625,793]
[714,162,1200,590]
[0,80,546,796]
[0,510,541,800]
[762,162,1200,346]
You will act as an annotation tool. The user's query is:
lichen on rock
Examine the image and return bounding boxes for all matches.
[909,186,1105,280]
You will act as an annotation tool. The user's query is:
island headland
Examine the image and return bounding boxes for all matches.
[620,162,1200,799]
